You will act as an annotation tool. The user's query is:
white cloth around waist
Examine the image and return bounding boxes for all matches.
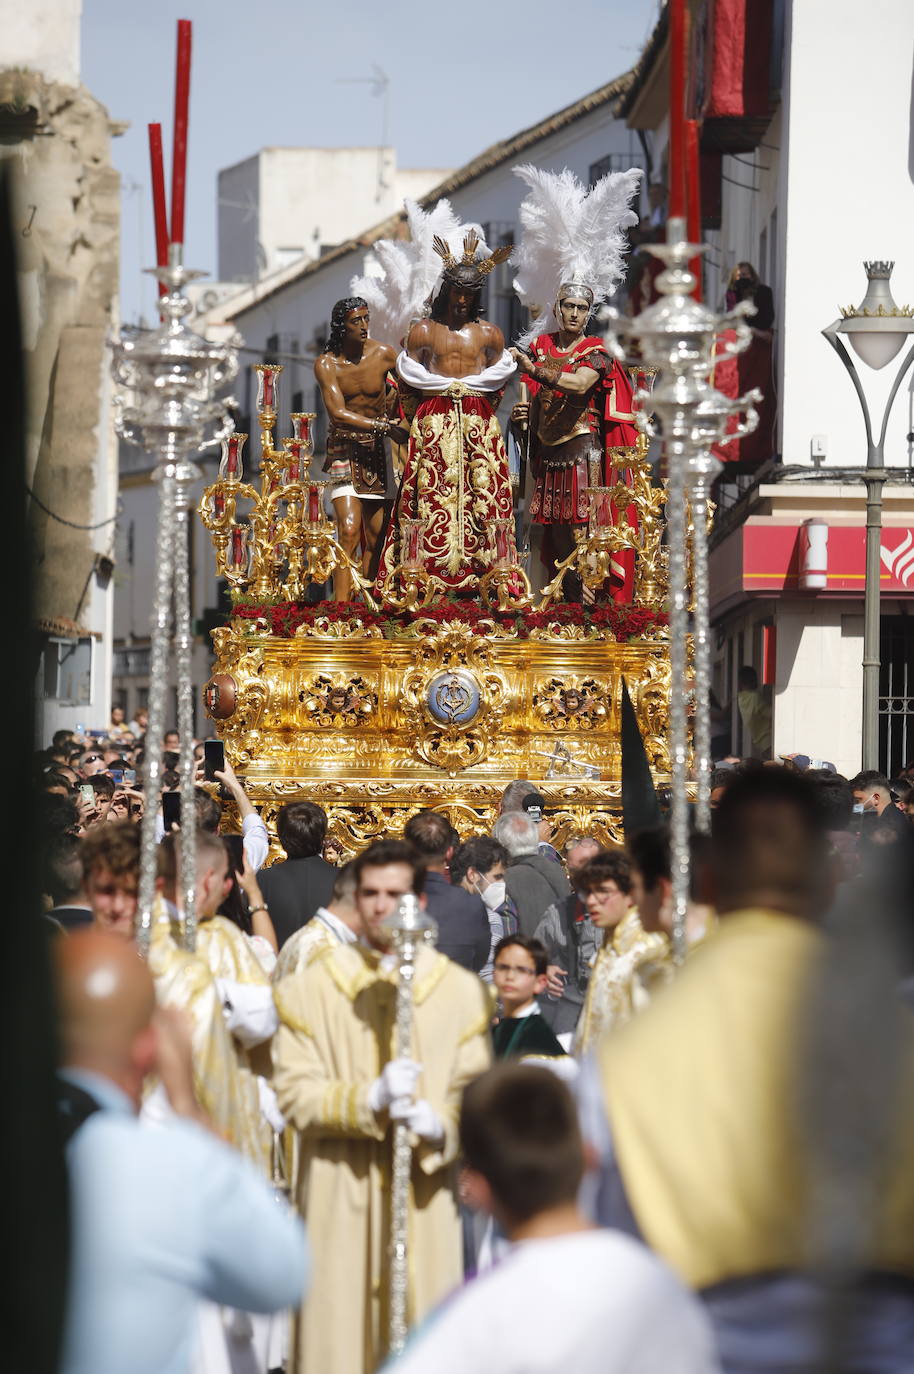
[396,349,516,394]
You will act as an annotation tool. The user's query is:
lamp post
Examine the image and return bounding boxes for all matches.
[822,262,914,771]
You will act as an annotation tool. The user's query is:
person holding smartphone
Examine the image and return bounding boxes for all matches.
[157,751,269,875]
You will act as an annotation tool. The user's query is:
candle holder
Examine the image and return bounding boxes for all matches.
[537,485,638,609]
[111,246,239,954]
[218,430,247,483]
[290,412,314,448]
[379,518,434,611]
[479,520,533,612]
[604,219,759,957]
[199,377,376,607]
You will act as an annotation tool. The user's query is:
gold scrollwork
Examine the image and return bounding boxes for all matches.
[207,623,270,764]
[299,673,378,727]
[400,621,510,777]
[532,676,611,730]
[237,778,627,864]
[634,654,673,774]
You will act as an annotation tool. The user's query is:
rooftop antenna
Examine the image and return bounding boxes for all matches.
[336,64,391,202]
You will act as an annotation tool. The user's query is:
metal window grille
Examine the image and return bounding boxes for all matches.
[879,617,914,777]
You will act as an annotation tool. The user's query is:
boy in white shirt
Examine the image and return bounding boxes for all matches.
[388,1063,719,1374]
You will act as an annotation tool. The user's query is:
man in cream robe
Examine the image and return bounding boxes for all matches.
[272,839,492,1374]
[272,863,359,982]
[162,829,279,1175]
[579,769,914,1371]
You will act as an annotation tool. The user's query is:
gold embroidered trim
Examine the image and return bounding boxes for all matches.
[273,983,314,1038]
[413,954,450,1006]
[457,1006,493,1047]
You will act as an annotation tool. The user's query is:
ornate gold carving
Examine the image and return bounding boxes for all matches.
[237,777,627,863]
[533,676,611,730]
[400,621,509,777]
[300,674,378,727]
[208,622,270,764]
[634,653,673,775]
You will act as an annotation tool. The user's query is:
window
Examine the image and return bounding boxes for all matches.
[483,221,525,343]
[588,153,648,189]
[879,616,914,778]
[39,638,93,705]
[113,646,151,678]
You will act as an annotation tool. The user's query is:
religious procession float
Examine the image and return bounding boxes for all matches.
[115,16,758,950]
[196,171,675,856]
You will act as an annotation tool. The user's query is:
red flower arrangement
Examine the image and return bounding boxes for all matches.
[232,598,666,643]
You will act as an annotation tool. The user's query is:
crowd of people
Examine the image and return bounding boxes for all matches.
[32,711,914,1374]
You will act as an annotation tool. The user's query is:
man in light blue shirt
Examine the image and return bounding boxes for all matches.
[56,929,308,1374]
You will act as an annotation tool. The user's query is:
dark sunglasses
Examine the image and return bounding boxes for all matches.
[82,754,103,764]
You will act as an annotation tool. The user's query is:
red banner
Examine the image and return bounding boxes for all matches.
[737,525,914,594]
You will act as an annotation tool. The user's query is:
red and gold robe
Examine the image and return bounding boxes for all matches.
[524,333,640,602]
[376,376,516,593]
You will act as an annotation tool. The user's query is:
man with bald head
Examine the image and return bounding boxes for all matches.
[56,930,307,1374]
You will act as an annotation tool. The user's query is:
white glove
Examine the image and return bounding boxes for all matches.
[390,1097,445,1144]
[214,978,278,1047]
[367,1058,421,1114]
[257,1077,286,1133]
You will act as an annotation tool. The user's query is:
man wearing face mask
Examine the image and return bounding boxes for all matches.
[849,770,912,841]
[403,811,491,973]
[451,835,516,982]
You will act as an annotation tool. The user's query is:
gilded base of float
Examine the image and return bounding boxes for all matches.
[204,606,671,858]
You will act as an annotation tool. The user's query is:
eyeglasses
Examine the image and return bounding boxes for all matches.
[82,755,103,764]
[493,962,537,977]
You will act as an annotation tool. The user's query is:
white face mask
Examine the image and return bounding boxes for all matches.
[477,879,506,911]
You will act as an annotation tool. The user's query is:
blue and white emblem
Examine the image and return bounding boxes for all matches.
[425,669,481,726]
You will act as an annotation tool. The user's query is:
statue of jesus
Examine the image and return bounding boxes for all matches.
[375,233,518,593]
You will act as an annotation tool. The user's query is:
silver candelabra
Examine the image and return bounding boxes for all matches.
[381,892,439,1357]
[111,246,238,953]
[606,219,759,958]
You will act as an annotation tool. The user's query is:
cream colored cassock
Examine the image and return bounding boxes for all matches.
[273,941,492,1374]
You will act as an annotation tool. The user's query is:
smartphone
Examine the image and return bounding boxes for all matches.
[204,738,226,783]
[124,768,137,787]
[162,791,181,830]
[110,769,124,787]
[79,783,95,806]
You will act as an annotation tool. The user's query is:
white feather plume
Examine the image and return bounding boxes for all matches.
[512,163,642,346]
[350,198,466,347]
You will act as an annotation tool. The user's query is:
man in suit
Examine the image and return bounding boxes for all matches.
[493,811,571,938]
[404,810,490,973]
[45,832,93,930]
[257,802,336,948]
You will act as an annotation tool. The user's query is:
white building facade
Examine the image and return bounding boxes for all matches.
[625,0,914,777]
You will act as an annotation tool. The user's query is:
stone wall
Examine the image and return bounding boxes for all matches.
[2,66,121,627]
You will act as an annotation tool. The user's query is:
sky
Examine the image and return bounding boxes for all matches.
[81,0,661,326]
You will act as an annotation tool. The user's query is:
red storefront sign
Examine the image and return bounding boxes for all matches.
[739,525,914,594]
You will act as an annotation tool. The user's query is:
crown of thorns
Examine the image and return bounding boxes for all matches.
[432,229,512,279]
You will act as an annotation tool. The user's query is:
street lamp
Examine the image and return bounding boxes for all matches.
[822,262,914,771]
